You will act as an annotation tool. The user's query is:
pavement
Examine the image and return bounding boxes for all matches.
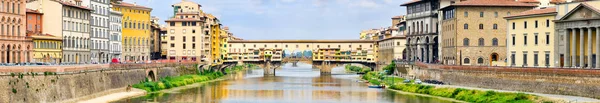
[77,89,146,103]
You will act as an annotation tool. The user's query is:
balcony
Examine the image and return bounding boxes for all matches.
[406,11,436,20]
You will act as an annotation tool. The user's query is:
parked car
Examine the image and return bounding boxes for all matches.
[415,79,422,84]
[424,79,445,85]
[403,79,410,83]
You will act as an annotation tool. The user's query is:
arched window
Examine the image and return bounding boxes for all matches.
[464,24,468,29]
[478,38,484,46]
[477,58,484,64]
[479,24,483,29]
[464,58,470,64]
[492,38,498,46]
[493,24,498,29]
[463,38,469,46]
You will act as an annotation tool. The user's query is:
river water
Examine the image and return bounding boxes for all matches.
[112,63,456,103]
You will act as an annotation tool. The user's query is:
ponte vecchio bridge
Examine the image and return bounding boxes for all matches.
[222,40,377,76]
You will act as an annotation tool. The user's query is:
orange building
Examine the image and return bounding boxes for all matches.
[1,0,32,64]
[26,9,42,35]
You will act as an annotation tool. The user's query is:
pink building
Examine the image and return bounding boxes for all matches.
[1,0,32,64]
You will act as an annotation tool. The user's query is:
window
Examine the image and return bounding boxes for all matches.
[192,36,195,42]
[464,24,468,29]
[512,35,515,45]
[478,38,484,46]
[511,53,515,66]
[523,53,528,65]
[535,20,538,28]
[478,24,483,30]
[464,58,470,64]
[492,38,498,46]
[170,36,174,40]
[512,22,515,29]
[546,33,550,45]
[524,21,528,29]
[479,12,484,17]
[494,12,498,18]
[192,43,196,49]
[493,24,498,29]
[170,22,175,26]
[546,19,550,27]
[477,58,484,64]
[534,53,539,66]
[535,34,538,45]
[170,43,174,47]
[524,35,528,45]
[183,44,186,49]
[463,38,469,46]
[464,11,468,17]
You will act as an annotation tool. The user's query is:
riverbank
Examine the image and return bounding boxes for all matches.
[74,65,250,103]
[361,72,558,103]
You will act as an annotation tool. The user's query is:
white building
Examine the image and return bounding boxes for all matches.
[84,0,110,64]
[109,9,122,61]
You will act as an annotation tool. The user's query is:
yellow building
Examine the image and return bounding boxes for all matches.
[221,27,230,61]
[505,7,557,67]
[112,1,152,62]
[208,15,223,64]
[32,34,62,64]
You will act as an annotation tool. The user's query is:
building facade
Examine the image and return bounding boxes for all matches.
[376,36,407,65]
[87,0,111,64]
[2,0,31,64]
[60,0,92,64]
[439,0,535,66]
[27,9,63,64]
[150,16,161,60]
[208,15,222,64]
[555,2,600,68]
[109,9,122,61]
[401,0,440,63]
[165,1,206,62]
[505,7,557,67]
[112,1,152,62]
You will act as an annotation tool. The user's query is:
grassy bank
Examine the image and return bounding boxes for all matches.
[344,65,371,73]
[362,72,541,103]
[133,70,224,92]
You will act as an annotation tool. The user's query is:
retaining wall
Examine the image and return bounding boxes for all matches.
[411,62,600,99]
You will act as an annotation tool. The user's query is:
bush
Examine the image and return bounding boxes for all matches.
[132,70,226,92]
[387,83,535,103]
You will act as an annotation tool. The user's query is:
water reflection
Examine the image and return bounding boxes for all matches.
[112,63,456,103]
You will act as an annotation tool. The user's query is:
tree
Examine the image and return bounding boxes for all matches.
[383,62,396,75]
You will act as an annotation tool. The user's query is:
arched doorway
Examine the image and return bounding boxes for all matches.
[147,71,156,82]
[490,53,499,65]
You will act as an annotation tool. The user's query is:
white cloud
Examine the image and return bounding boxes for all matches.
[281,0,296,3]
[354,0,379,8]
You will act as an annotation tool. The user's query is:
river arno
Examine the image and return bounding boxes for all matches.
[112,64,457,103]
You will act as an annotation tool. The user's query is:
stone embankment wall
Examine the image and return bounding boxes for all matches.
[0,63,196,103]
[410,62,600,99]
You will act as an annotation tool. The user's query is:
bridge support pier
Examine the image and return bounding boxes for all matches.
[263,62,275,76]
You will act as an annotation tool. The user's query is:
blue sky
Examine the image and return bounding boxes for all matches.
[124,0,408,40]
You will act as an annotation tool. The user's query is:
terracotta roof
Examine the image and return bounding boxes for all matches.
[113,1,152,10]
[54,0,93,11]
[392,15,404,19]
[450,0,538,7]
[401,0,422,6]
[518,0,540,3]
[550,0,566,4]
[26,9,42,14]
[505,7,556,18]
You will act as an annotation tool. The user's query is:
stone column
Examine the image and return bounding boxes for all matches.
[580,28,585,67]
[572,28,576,67]
[588,27,593,68]
[597,27,600,69]
[428,44,433,63]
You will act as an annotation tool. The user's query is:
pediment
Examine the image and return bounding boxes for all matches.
[559,3,600,21]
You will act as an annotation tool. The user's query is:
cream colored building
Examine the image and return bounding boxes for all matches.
[165,1,206,62]
[555,1,600,68]
[225,40,376,63]
[505,7,557,67]
[376,36,407,64]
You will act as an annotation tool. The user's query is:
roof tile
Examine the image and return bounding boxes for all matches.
[452,0,538,7]
[505,7,556,18]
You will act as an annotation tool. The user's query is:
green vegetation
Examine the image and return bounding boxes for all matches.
[361,71,537,103]
[382,62,396,75]
[133,70,224,92]
[344,65,371,73]
[225,65,244,74]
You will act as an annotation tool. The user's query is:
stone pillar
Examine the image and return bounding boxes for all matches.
[589,27,593,68]
[597,27,600,69]
[569,29,574,67]
[580,28,585,67]
[567,29,577,67]
[428,44,433,63]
